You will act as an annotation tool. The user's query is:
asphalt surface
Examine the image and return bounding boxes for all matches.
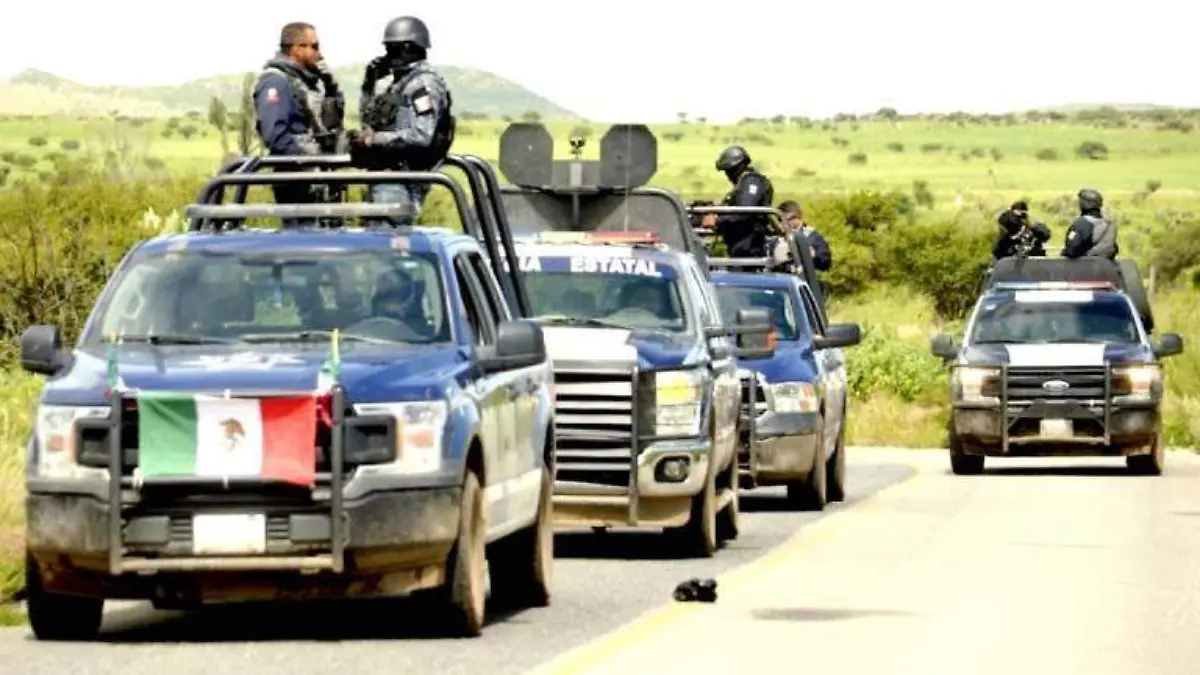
[0,449,914,674]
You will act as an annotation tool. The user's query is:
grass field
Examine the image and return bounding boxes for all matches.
[1,108,1199,608]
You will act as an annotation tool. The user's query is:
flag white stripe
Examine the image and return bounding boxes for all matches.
[194,397,265,477]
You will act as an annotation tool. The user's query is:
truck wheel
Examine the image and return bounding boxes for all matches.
[25,553,103,641]
[716,463,740,543]
[441,471,487,637]
[826,423,847,502]
[491,466,553,608]
[1127,435,1164,476]
[785,435,827,511]
[949,435,985,475]
[677,467,718,557]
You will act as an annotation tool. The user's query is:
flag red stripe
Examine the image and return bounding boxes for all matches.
[260,397,318,487]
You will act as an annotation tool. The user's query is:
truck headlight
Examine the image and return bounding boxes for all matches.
[655,369,705,436]
[1115,364,1161,400]
[353,401,448,474]
[769,382,819,413]
[952,366,999,404]
[34,405,109,479]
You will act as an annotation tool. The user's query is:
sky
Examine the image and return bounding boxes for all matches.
[2,1,1196,122]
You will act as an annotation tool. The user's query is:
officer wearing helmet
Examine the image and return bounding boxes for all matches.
[1062,188,1118,259]
[352,16,456,226]
[713,145,774,257]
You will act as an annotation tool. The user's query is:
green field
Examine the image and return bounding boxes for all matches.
[2,107,1200,606]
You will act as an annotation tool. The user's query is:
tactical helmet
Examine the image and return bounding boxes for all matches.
[383,16,431,49]
[1078,188,1103,213]
[716,145,750,173]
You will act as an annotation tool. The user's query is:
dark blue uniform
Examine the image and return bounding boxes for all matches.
[716,170,774,257]
[253,57,329,156]
[801,228,832,271]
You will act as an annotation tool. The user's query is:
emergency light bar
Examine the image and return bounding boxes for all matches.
[534,230,663,245]
[993,280,1117,291]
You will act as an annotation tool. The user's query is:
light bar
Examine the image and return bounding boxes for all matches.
[534,230,662,245]
[994,280,1117,291]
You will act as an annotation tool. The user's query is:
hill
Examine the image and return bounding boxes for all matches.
[0,66,578,121]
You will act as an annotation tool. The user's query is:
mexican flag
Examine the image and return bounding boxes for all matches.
[136,392,318,487]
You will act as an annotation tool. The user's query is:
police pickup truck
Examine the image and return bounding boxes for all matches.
[511,231,774,557]
[19,156,555,640]
[932,271,1183,475]
[711,270,860,510]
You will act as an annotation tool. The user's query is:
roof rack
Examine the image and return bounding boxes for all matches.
[686,204,828,321]
[186,153,531,318]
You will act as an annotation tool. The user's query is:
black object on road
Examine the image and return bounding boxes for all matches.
[674,578,717,603]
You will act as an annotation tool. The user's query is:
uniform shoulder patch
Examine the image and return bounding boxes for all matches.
[747,182,758,195]
[266,87,280,103]
[413,94,434,114]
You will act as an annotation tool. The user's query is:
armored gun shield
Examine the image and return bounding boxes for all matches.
[497,123,695,253]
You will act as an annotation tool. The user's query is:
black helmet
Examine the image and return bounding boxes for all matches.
[715,145,750,173]
[1078,188,1103,213]
[383,16,431,49]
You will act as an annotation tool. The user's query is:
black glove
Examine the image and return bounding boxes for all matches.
[361,55,388,94]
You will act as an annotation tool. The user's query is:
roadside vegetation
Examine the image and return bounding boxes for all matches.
[3,104,1200,604]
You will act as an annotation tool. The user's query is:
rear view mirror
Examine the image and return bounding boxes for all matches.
[732,308,775,359]
[814,323,861,350]
[1154,332,1183,359]
[930,334,958,361]
[480,320,547,373]
[21,325,63,376]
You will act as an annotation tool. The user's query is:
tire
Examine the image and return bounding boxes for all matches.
[716,462,740,543]
[25,553,103,641]
[1127,435,1164,476]
[678,465,718,558]
[826,422,847,502]
[949,435,985,475]
[785,428,827,511]
[1117,260,1154,333]
[441,471,487,637]
[491,466,553,609]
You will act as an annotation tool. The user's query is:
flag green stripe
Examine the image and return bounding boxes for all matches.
[138,394,199,476]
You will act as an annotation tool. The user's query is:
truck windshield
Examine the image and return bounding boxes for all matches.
[84,248,450,346]
[516,252,688,333]
[713,285,800,341]
[970,291,1140,344]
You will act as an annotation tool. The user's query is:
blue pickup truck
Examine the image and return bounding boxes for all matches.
[19,155,555,639]
[710,270,861,510]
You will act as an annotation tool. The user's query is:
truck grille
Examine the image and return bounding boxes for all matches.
[983,366,1133,402]
[552,370,637,488]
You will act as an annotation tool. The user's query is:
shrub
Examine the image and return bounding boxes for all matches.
[1075,140,1109,160]
[845,323,945,403]
[848,152,868,165]
[28,137,47,148]
[59,139,81,151]
[876,218,993,319]
[1035,148,1060,161]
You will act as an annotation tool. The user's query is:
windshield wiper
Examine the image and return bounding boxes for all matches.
[536,315,632,330]
[106,334,240,345]
[240,330,391,344]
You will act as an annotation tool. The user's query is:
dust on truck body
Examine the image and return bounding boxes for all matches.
[497,123,776,557]
[20,154,556,640]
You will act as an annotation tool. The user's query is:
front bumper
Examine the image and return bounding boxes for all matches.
[953,401,1159,455]
[739,410,821,485]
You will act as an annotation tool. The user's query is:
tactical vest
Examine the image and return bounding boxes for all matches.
[362,65,456,171]
[722,170,774,208]
[256,62,328,150]
[1083,214,1117,259]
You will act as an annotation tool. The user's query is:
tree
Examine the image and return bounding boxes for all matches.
[233,73,259,155]
[207,96,230,157]
[520,110,541,123]
[677,112,688,124]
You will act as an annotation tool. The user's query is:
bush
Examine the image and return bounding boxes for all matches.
[1075,140,1109,160]
[845,323,945,403]
[876,218,993,319]
[28,136,47,148]
[848,152,868,165]
[1035,148,1060,161]
[59,139,81,151]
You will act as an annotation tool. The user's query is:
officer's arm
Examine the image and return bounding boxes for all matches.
[810,231,832,271]
[372,76,445,148]
[254,74,315,155]
[992,228,1011,258]
[1061,218,1093,258]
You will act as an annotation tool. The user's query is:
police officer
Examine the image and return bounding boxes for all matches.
[712,146,774,257]
[352,16,456,226]
[993,200,1051,259]
[253,22,346,221]
[778,200,831,271]
[1062,189,1118,259]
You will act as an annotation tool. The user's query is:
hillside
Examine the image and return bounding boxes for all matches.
[0,66,578,121]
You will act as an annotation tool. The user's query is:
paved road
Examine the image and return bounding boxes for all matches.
[541,448,1200,675]
[0,449,914,674]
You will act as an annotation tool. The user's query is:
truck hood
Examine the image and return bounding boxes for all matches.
[542,325,701,369]
[42,343,466,406]
[736,340,818,383]
[962,342,1154,367]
